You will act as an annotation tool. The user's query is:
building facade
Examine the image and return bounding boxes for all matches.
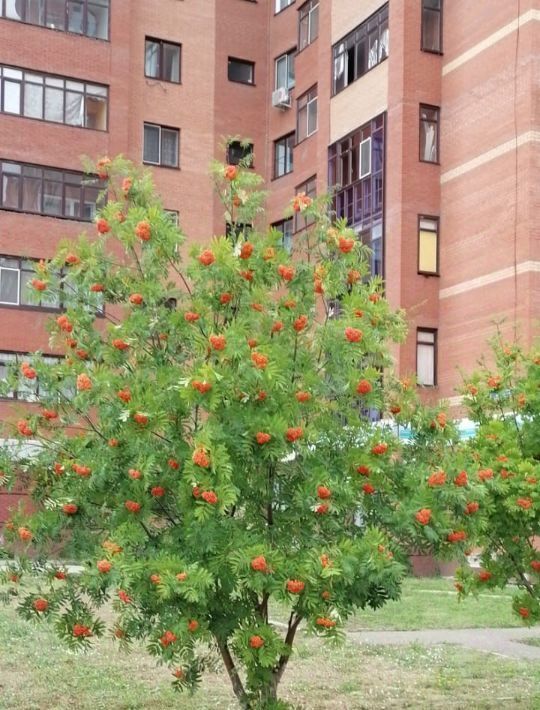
[1,0,539,519]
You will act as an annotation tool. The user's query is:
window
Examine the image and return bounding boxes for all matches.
[422,0,442,53]
[228,57,255,85]
[294,176,316,232]
[0,351,63,401]
[297,85,317,142]
[418,216,439,274]
[328,115,385,274]
[272,218,293,253]
[0,256,65,309]
[1,0,110,39]
[164,210,179,226]
[145,38,181,83]
[417,329,437,386]
[143,124,179,168]
[358,222,383,277]
[298,0,319,50]
[275,49,295,90]
[0,160,105,220]
[274,133,294,178]
[227,141,253,166]
[0,65,108,130]
[332,4,389,95]
[275,0,294,13]
[419,105,439,163]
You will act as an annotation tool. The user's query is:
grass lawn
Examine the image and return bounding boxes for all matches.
[1,577,538,709]
[347,576,520,631]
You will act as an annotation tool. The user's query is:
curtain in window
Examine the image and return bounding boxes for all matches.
[368,37,378,69]
[422,123,436,161]
[65,91,84,125]
[163,44,180,82]
[44,86,64,122]
[145,41,160,78]
[0,268,19,304]
[417,343,434,386]
[3,80,21,113]
[379,28,389,60]
[161,130,178,167]
[5,0,23,20]
[2,174,20,208]
[22,175,42,212]
[23,81,43,118]
[143,125,160,163]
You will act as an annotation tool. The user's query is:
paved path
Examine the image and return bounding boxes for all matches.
[348,627,540,660]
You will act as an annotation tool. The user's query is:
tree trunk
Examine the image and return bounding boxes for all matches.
[216,638,250,709]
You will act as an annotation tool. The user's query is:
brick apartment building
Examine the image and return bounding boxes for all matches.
[0,1,539,520]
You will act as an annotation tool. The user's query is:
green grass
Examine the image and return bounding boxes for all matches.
[347,577,520,631]
[0,578,537,708]
[0,605,539,709]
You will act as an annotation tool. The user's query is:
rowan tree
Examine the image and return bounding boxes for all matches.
[0,156,452,708]
[394,338,540,625]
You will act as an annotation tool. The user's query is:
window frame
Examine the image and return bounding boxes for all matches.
[0,64,109,131]
[293,175,316,233]
[331,4,389,96]
[417,215,440,276]
[164,209,180,227]
[0,0,111,40]
[272,217,294,252]
[275,0,294,14]
[416,328,438,387]
[227,57,255,86]
[298,0,319,51]
[419,104,440,164]
[0,159,105,221]
[0,255,67,311]
[421,0,443,54]
[296,84,318,143]
[142,122,180,169]
[0,350,63,401]
[144,37,182,84]
[274,48,296,90]
[273,132,294,179]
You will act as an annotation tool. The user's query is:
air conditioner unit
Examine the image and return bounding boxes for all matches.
[272,87,291,109]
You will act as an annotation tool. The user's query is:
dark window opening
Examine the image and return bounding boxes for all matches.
[228,57,255,84]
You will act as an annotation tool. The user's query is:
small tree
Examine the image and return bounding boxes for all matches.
[451,338,539,622]
[395,337,539,625]
[1,157,439,707]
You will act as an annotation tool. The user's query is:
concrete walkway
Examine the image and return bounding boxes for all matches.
[348,627,540,660]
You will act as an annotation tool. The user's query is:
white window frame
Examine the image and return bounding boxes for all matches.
[275,0,294,13]
[416,329,437,387]
[0,265,20,305]
[275,50,295,90]
[143,123,179,168]
[359,137,372,178]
